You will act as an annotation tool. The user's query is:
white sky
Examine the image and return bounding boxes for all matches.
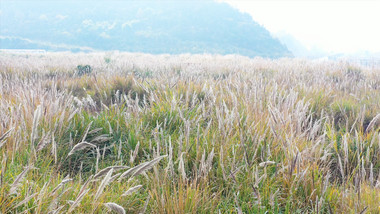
[223,0,380,54]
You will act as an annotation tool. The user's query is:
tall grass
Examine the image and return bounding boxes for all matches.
[0,52,379,213]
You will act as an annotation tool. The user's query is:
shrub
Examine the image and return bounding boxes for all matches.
[76,65,93,76]
[345,66,363,81]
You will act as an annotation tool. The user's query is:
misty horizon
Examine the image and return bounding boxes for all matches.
[1,0,380,59]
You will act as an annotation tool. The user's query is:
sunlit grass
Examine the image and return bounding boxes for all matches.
[0,52,379,213]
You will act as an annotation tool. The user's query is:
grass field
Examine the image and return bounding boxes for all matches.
[0,52,379,213]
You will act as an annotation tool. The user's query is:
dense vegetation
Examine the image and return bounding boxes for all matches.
[0,52,379,213]
[1,0,291,58]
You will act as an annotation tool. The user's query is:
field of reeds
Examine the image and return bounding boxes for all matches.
[0,52,379,213]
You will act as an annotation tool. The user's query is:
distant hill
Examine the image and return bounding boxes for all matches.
[274,31,326,58]
[0,0,292,58]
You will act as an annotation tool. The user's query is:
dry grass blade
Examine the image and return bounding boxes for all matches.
[9,165,31,195]
[13,193,38,209]
[51,177,73,195]
[0,139,8,149]
[121,185,142,196]
[0,127,14,142]
[81,121,93,143]
[0,127,14,149]
[94,168,113,201]
[140,194,150,214]
[67,188,90,213]
[67,141,96,156]
[93,166,129,179]
[289,153,298,178]
[365,113,380,133]
[359,206,368,214]
[78,175,94,197]
[104,202,126,214]
[48,205,65,214]
[62,175,93,213]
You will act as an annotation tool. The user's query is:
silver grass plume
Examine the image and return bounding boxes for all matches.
[9,165,32,195]
[131,155,167,178]
[51,177,73,195]
[118,155,167,181]
[259,161,276,168]
[365,113,380,133]
[13,193,38,209]
[93,166,129,179]
[67,141,96,156]
[31,105,42,144]
[104,202,126,214]
[36,132,51,152]
[81,121,93,143]
[94,168,114,201]
[121,185,142,196]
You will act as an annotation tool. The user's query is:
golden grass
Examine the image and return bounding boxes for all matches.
[0,52,379,213]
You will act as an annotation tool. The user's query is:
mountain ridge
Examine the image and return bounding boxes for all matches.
[0,0,292,58]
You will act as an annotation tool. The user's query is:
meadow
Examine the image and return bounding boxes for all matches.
[0,52,379,213]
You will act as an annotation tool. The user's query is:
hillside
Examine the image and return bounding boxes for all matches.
[0,0,292,58]
[0,52,379,213]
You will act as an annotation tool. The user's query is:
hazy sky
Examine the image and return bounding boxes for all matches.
[223,0,380,54]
